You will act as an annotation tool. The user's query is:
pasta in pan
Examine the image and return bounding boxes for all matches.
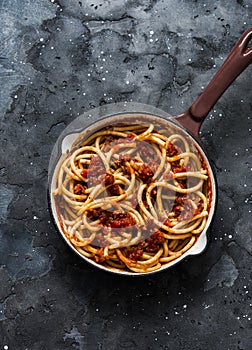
[53,121,211,273]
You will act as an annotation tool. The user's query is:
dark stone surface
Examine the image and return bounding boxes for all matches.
[0,0,251,349]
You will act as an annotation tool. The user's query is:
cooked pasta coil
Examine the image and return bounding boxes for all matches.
[53,123,210,273]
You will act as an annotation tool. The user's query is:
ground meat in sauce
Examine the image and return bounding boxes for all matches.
[146,231,165,245]
[81,168,88,178]
[137,164,154,182]
[173,166,187,173]
[125,231,165,260]
[171,194,196,220]
[109,213,136,228]
[113,140,159,183]
[114,156,132,176]
[175,194,187,205]
[166,142,179,157]
[172,194,186,217]
[73,183,86,195]
[146,231,165,252]
[139,144,159,171]
[129,161,154,183]
[124,247,144,261]
[118,153,131,162]
[104,173,115,186]
[86,209,135,228]
[162,218,171,227]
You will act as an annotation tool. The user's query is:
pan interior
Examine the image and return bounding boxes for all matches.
[50,113,216,274]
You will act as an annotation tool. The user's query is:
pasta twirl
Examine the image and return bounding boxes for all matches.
[53,122,211,273]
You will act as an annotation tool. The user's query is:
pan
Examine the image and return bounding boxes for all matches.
[48,27,252,275]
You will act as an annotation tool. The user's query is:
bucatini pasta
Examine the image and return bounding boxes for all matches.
[53,121,211,273]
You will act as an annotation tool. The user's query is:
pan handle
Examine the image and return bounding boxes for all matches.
[175,27,252,138]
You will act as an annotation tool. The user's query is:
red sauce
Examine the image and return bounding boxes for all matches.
[110,213,136,228]
[166,142,179,157]
[73,183,86,195]
[81,169,88,178]
[173,166,187,173]
[104,173,115,186]
[107,184,122,196]
[87,209,136,228]
[124,247,144,261]
[137,163,154,182]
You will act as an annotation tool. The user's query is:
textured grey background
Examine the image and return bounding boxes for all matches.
[0,0,251,349]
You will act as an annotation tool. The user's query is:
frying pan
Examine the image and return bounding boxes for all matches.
[48,27,252,275]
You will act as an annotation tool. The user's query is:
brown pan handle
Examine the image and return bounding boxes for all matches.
[175,27,252,139]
